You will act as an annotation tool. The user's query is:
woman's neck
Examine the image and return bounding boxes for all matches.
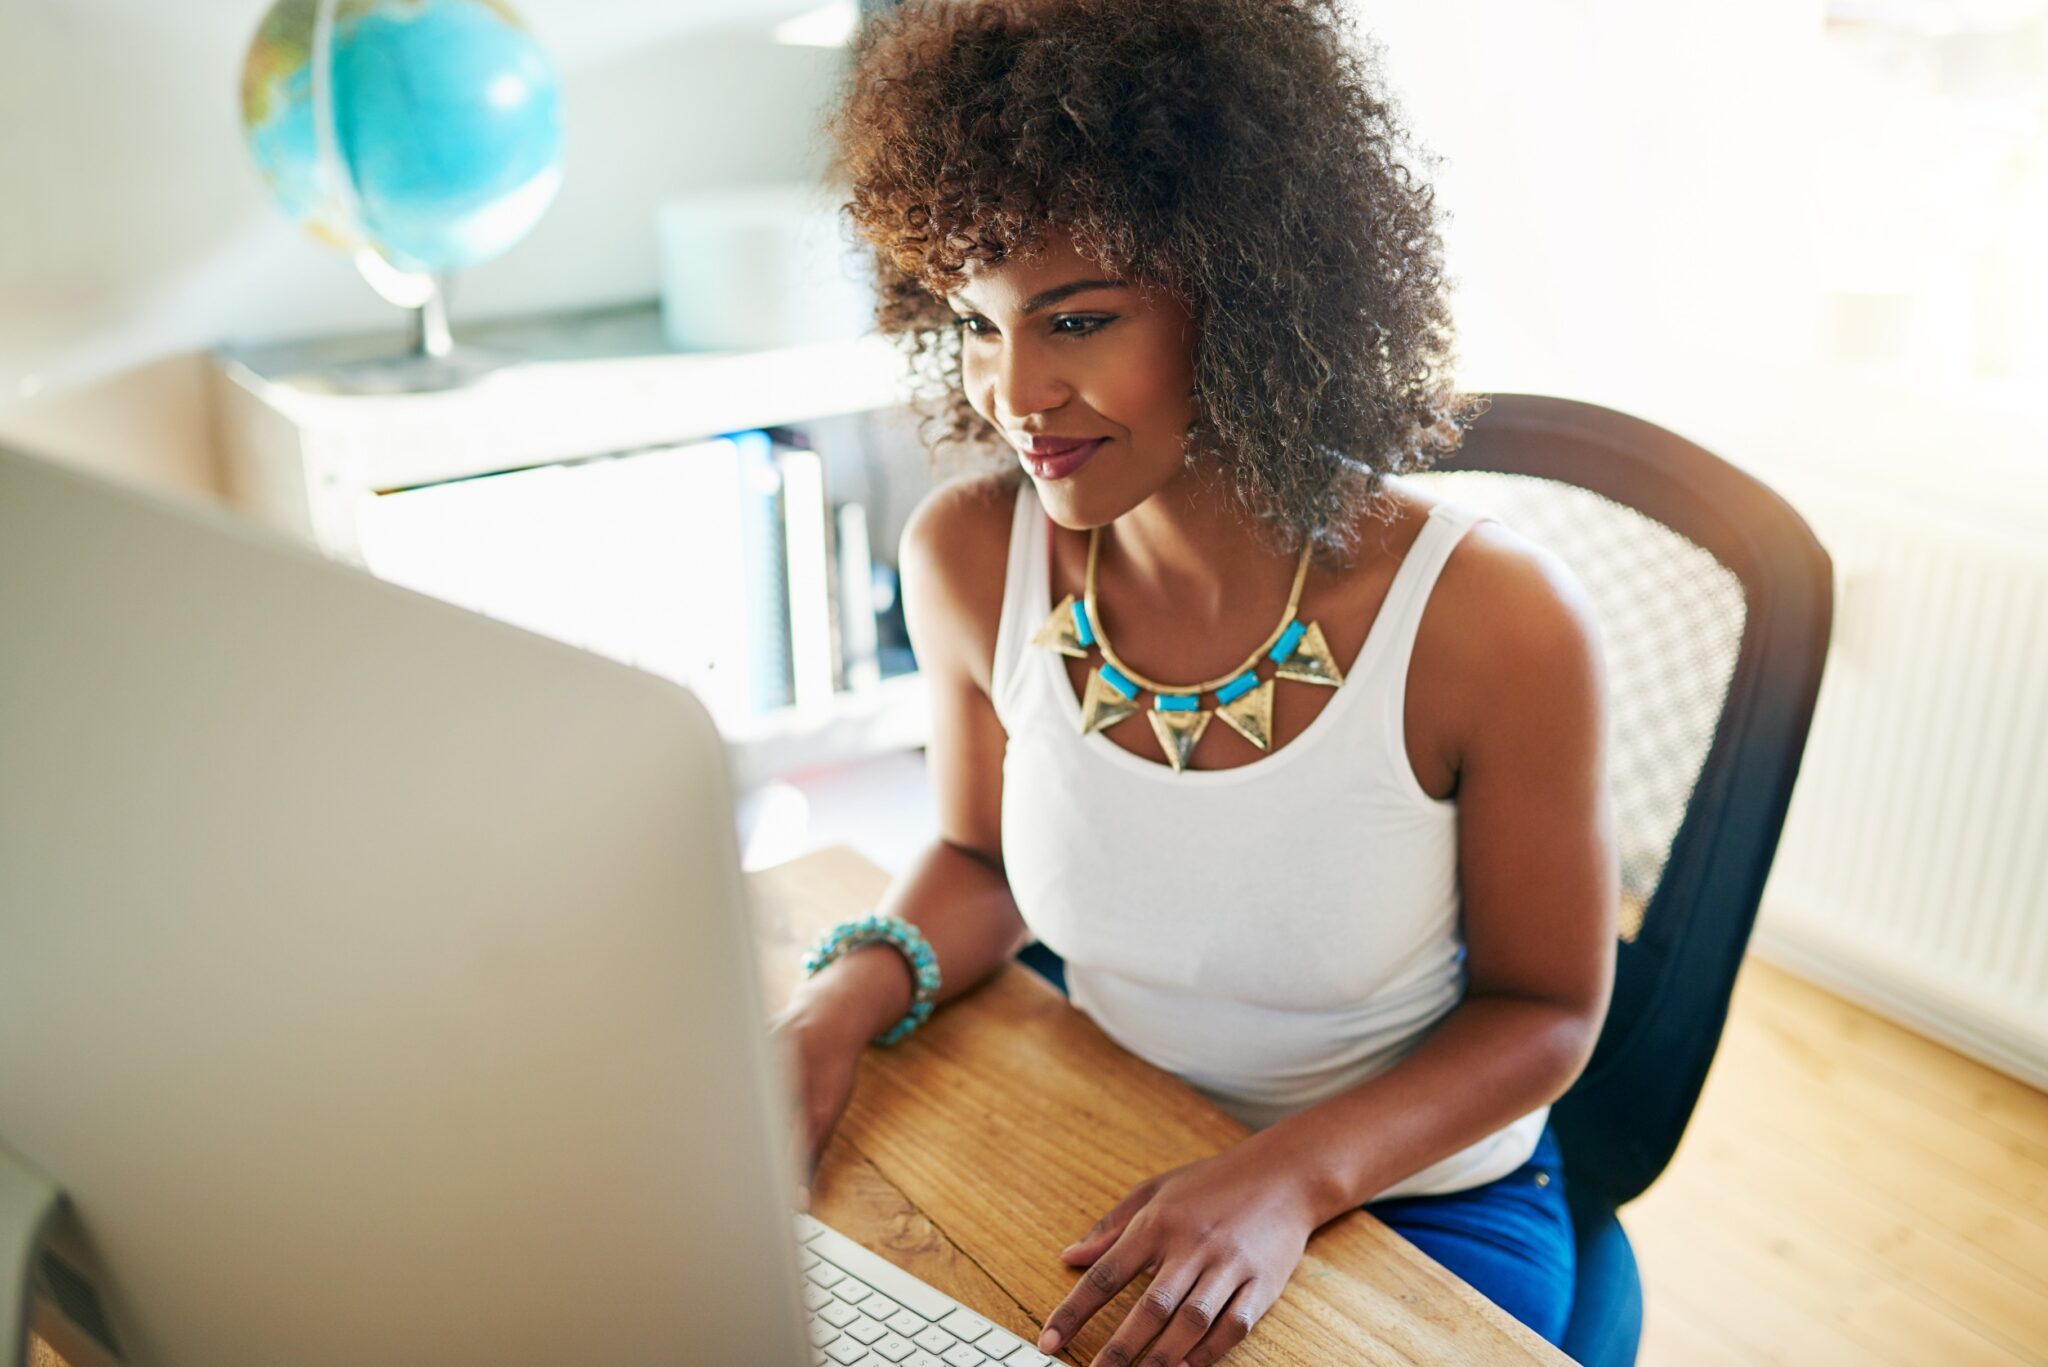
[1094,460,1302,622]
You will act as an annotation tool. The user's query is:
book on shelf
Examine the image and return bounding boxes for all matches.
[346,427,896,741]
[774,437,836,713]
[736,431,796,717]
[765,430,889,706]
[834,500,882,692]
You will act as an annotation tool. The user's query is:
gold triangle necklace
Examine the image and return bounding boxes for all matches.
[1030,523,1346,773]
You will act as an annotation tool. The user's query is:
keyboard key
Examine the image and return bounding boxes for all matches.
[864,1294,905,1321]
[801,1248,824,1270]
[795,1212,829,1242]
[846,1316,889,1345]
[904,1355,948,1367]
[885,1308,929,1337]
[834,1281,873,1305]
[825,1338,872,1365]
[871,1334,918,1362]
[913,1326,958,1355]
[805,1223,958,1321]
[940,1346,988,1367]
[819,1301,860,1328]
[804,1283,835,1311]
[938,1308,995,1344]
[998,1351,1058,1367]
[807,1264,847,1289]
[973,1327,1026,1360]
[810,1319,841,1347]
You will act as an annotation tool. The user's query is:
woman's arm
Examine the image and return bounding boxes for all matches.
[1243,521,1619,1219]
[785,475,1032,1049]
[789,837,1026,1045]
[774,478,1029,1192]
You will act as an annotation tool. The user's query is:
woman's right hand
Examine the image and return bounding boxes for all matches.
[767,995,867,1209]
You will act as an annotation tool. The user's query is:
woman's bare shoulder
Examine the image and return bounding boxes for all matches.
[897,468,1028,693]
[1439,513,1599,650]
[1415,493,1606,746]
[1369,475,1592,640]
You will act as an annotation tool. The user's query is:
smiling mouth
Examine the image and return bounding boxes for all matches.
[1020,438,1106,479]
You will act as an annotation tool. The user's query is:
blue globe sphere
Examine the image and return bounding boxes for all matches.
[241,0,564,277]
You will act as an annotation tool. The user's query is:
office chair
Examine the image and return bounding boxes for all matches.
[1013,393,1835,1366]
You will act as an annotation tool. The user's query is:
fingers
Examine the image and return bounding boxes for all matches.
[1059,1179,1157,1264]
[786,1109,823,1211]
[1084,1259,1211,1367]
[1130,1263,1238,1367]
[801,1130,826,1206]
[786,1133,810,1210]
[1181,1277,1274,1367]
[1038,1226,1149,1356]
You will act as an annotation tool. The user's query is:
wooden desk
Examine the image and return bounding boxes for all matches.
[753,845,1572,1366]
[30,845,1569,1367]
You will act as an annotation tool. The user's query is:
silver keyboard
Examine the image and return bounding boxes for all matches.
[794,1212,1061,1367]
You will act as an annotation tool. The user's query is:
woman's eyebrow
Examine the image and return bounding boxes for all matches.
[950,278,1130,315]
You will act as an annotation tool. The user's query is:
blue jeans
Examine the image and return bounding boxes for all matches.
[1362,1123,1576,1347]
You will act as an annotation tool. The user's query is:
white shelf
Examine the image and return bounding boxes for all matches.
[220,334,912,492]
[210,304,933,784]
[213,312,916,508]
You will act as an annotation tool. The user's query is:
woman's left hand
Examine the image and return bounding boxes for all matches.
[1036,1139,1323,1366]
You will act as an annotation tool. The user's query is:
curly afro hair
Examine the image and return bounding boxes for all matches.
[825,0,1489,564]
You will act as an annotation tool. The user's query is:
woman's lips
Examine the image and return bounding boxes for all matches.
[1021,438,1106,480]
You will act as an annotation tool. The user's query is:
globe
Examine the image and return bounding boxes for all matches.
[239,0,563,277]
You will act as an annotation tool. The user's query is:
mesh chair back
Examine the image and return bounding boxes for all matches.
[1407,394,1833,1208]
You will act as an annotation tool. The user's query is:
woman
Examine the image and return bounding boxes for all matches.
[769,0,1618,1360]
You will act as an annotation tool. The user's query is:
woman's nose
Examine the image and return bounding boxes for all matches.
[991,340,1071,424]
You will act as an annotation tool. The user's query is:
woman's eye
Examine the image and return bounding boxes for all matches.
[951,314,1113,339]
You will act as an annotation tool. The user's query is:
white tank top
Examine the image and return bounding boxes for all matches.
[989,476,1548,1199]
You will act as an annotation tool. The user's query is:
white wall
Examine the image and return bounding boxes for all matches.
[0,0,845,497]
[1357,0,1825,384]
[1346,0,2048,528]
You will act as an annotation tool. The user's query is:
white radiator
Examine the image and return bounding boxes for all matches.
[1751,477,2048,1088]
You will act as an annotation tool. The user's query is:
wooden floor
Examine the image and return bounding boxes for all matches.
[1627,955,2048,1365]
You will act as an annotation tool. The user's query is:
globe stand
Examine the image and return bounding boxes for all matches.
[415,284,454,359]
[312,277,515,395]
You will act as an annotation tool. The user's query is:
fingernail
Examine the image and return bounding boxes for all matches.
[1038,1328,1060,1353]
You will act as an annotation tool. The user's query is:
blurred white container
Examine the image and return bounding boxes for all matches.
[656,184,874,352]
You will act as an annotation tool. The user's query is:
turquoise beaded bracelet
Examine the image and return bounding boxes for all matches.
[800,914,941,1046]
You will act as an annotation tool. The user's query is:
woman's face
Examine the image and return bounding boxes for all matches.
[946,227,1199,529]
